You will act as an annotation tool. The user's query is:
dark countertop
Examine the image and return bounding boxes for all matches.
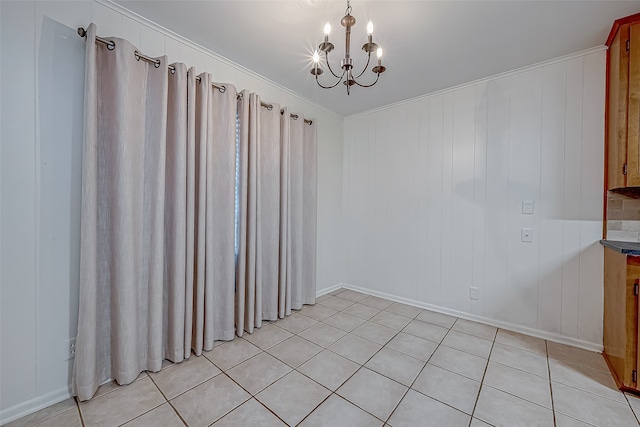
[600,240,640,256]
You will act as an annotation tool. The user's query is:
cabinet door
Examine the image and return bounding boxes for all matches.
[628,23,640,186]
[608,25,630,189]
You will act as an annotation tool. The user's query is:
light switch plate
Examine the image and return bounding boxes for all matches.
[522,200,534,215]
[521,228,533,243]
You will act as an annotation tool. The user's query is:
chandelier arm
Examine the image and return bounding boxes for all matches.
[353,52,372,79]
[324,51,342,79]
[316,69,347,89]
[351,71,381,88]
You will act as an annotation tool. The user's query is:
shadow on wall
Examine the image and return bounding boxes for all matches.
[38,16,84,388]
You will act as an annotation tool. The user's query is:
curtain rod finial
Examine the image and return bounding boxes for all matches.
[77,27,86,38]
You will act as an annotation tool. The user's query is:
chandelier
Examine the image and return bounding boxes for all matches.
[310,0,386,95]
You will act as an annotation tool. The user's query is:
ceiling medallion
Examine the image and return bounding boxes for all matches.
[310,0,386,95]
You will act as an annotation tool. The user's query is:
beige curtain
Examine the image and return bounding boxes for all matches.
[236,92,317,335]
[74,24,237,401]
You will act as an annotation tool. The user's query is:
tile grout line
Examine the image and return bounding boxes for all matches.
[546,339,557,427]
[466,328,497,426]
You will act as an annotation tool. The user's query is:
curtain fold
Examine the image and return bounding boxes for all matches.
[74,24,238,400]
[236,92,318,334]
[74,24,169,400]
[236,91,260,335]
[75,23,316,400]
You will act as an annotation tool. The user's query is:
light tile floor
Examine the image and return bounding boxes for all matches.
[5,288,640,427]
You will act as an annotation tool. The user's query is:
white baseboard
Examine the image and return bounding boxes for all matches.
[335,283,603,354]
[0,387,72,425]
[316,283,344,297]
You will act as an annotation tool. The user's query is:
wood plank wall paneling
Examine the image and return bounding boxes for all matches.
[343,50,606,345]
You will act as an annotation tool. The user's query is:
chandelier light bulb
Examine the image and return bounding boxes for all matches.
[377,47,383,58]
[313,50,320,63]
[324,22,331,35]
[367,21,374,35]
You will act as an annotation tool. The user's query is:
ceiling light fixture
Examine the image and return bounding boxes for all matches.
[310,0,386,95]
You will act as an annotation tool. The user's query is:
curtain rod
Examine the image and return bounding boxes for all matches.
[77,27,312,125]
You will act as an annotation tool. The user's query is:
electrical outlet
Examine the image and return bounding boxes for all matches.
[469,286,480,300]
[67,337,76,360]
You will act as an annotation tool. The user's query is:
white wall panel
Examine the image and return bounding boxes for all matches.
[471,82,488,316]
[538,60,566,335]
[423,95,443,305]
[578,51,606,344]
[343,49,606,347]
[1,0,38,412]
[450,86,476,313]
[561,56,584,339]
[506,68,542,329]
[440,93,455,308]
[483,77,510,322]
[415,98,430,304]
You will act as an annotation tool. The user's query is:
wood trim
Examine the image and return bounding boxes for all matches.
[604,44,611,237]
[607,13,640,46]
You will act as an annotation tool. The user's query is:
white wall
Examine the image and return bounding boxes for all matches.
[342,49,606,350]
[0,0,343,422]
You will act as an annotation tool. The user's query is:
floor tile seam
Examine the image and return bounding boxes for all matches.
[628,401,640,426]
[481,383,557,413]
[486,359,550,381]
[469,338,495,421]
[118,399,182,427]
[154,370,225,402]
[253,380,330,427]
[362,357,426,389]
[333,385,392,425]
[201,393,254,427]
[322,337,382,365]
[317,317,361,333]
[553,413,601,427]
[383,336,445,424]
[222,363,292,401]
[78,377,166,425]
[380,308,421,321]
[449,327,497,343]
[550,379,631,406]
[367,318,413,332]
[292,392,336,427]
[266,352,323,370]
[395,327,445,346]
[109,399,166,427]
[439,337,492,359]
[493,338,547,357]
[440,328,492,359]
[204,349,262,372]
[548,356,620,378]
[626,396,640,412]
[407,385,479,417]
[22,402,81,427]
[552,403,638,427]
[217,349,268,377]
[546,355,610,374]
[445,328,494,344]
[328,326,412,423]
[292,363,344,394]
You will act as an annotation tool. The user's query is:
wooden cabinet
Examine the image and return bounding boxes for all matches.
[604,247,640,390]
[607,14,640,189]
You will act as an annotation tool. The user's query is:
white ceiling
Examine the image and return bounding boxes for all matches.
[116,0,640,116]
